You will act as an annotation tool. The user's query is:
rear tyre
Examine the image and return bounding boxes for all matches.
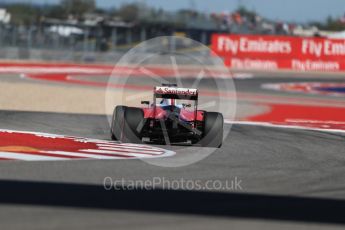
[111,106,127,141]
[122,107,144,143]
[111,106,144,143]
[200,112,223,148]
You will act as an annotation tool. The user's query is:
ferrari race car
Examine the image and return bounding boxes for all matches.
[111,84,223,148]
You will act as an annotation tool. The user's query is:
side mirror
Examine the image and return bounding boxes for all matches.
[141,101,150,105]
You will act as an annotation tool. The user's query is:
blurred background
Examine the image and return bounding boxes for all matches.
[0,0,344,63]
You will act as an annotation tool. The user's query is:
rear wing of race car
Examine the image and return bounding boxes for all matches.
[154,86,198,100]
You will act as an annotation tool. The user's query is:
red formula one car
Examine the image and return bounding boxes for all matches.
[111,84,223,148]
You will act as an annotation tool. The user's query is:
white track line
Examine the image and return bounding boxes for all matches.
[0,67,109,74]
[285,119,345,125]
[97,146,163,154]
[97,144,163,151]
[226,120,345,134]
[0,152,68,161]
[81,149,161,157]
[44,151,126,160]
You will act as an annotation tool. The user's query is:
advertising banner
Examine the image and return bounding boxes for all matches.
[211,34,345,71]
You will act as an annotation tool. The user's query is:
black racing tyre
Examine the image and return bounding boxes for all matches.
[111,106,144,143]
[122,107,144,143]
[201,112,223,148]
[111,106,127,141]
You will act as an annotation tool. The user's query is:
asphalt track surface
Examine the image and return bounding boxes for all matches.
[1,68,345,229]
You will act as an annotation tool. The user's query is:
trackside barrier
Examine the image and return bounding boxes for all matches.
[211,34,345,72]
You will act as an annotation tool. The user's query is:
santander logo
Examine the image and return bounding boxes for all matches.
[154,87,198,96]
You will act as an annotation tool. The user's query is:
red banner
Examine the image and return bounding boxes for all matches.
[211,34,345,71]
[223,58,345,72]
